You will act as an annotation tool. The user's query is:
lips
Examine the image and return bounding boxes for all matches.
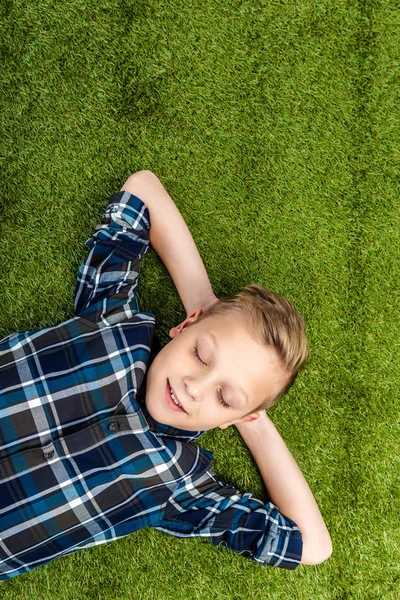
[166,380,187,413]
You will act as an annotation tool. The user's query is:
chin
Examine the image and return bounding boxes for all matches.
[144,396,171,426]
[144,396,160,420]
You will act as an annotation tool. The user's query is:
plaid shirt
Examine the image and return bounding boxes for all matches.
[0,191,302,580]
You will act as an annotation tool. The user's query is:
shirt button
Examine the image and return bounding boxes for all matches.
[44,450,55,459]
[108,421,120,432]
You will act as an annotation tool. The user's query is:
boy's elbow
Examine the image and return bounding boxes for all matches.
[121,170,162,197]
[131,169,160,183]
[300,531,332,565]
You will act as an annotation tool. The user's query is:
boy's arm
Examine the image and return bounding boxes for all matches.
[235,412,332,565]
[121,171,218,316]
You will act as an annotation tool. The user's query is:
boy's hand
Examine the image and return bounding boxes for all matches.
[197,293,219,315]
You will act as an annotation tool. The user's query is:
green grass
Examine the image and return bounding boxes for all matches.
[0,0,399,598]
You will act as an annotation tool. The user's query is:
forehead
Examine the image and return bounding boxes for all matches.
[195,312,259,348]
[192,314,284,405]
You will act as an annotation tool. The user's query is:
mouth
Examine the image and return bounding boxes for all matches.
[166,380,187,413]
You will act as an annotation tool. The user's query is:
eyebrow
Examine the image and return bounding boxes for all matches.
[206,332,249,405]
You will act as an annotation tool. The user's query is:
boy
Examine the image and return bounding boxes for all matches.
[0,171,331,580]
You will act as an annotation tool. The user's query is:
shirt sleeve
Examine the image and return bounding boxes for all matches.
[74,191,151,325]
[155,469,303,570]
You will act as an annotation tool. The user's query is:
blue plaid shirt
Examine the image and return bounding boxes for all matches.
[0,191,302,580]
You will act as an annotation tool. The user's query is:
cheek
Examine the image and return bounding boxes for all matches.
[152,339,187,373]
[146,351,167,387]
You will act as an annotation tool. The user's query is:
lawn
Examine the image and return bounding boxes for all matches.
[0,0,399,598]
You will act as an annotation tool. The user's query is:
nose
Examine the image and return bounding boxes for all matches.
[182,376,204,402]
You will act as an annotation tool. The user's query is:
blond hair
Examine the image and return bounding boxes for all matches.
[199,284,308,408]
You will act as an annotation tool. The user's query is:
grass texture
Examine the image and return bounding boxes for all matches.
[0,0,399,598]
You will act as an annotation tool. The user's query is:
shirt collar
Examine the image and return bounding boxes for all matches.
[144,406,205,441]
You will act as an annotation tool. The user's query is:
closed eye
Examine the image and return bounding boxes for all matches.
[193,346,207,366]
[217,388,230,409]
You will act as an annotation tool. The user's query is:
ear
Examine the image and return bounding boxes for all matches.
[218,412,261,430]
[169,309,203,339]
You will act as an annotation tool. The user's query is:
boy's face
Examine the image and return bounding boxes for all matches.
[145,311,286,431]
